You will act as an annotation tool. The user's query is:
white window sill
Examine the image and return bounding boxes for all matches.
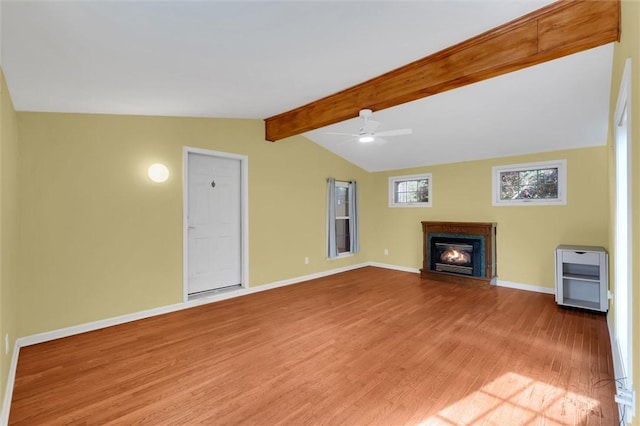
[328,252,354,260]
[389,203,432,208]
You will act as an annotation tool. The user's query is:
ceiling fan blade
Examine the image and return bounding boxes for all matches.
[335,137,359,146]
[375,128,413,137]
[373,137,389,146]
[325,132,359,137]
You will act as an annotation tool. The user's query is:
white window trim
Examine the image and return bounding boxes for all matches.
[492,159,567,206]
[335,180,352,256]
[388,173,432,208]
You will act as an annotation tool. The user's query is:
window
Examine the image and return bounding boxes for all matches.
[327,178,359,258]
[492,160,566,206]
[335,181,350,254]
[388,173,432,208]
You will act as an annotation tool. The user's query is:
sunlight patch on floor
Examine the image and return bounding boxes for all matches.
[417,372,599,425]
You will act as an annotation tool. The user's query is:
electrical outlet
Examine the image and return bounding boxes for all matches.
[384,249,389,256]
[4,333,8,355]
[304,257,309,264]
[608,290,613,299]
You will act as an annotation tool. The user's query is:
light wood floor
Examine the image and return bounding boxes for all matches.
[10,267,618,425]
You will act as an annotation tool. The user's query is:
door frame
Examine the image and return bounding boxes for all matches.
[613,57,634,421]
[183,146,249,302]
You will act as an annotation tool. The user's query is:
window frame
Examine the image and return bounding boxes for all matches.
[492,159,567,206]
[334,180,351,256]
[388,173,432,208]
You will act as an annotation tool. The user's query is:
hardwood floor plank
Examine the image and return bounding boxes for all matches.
[9,267,617,425]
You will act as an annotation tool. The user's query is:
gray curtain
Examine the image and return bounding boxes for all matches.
[327,177,338,258]
[349,180,360,253]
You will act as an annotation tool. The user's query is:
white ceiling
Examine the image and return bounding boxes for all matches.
[1,1,614,172]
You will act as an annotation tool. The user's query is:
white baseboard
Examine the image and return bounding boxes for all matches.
[17,302,188,348]
[367,265,555,296]
[6,262,371,424]
[607,314,624,379]
[15,265,555,349]
[18,262,370,348]
[367,262,420,274]
[495,279,555,295]
[1,341,20,426]
[607,314,635,424]
[243,262,370,295]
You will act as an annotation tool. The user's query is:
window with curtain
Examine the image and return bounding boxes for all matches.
[327,178,359,259]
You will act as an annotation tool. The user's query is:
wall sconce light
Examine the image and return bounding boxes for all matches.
[148,163,170,183]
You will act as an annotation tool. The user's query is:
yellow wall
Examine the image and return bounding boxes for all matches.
[0,70,20,411]
[14,117,611,336]
[16,112,370,336]
[368,147,609,288]
[609,1,640,424]
[6,6,631,418]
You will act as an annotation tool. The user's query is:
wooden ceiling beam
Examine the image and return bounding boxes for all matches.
[264,0,620,142]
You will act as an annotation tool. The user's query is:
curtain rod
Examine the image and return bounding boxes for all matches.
[326,178,355,183]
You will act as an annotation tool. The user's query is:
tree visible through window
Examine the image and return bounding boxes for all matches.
[492,160,566,206]
[395,180,429,203]
[389,173,432,207]
[499,167,558,200]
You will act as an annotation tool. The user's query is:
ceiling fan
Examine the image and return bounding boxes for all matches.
[327,109,412,145]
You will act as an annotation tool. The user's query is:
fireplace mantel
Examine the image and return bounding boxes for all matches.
[420,221,497,287]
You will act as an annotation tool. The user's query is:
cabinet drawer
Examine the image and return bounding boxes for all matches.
[562,250,600,265]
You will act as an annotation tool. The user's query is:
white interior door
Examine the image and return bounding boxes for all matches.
[187,152,242,294]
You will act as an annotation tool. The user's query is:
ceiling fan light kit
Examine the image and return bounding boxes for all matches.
[326,108,412,145]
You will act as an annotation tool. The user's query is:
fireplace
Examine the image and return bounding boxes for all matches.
[421,222,496,286]
[431,237,482,276]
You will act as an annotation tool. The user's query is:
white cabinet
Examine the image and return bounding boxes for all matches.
[555,245,608,312]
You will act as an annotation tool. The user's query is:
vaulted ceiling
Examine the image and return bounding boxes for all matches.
[1,1,618,171]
